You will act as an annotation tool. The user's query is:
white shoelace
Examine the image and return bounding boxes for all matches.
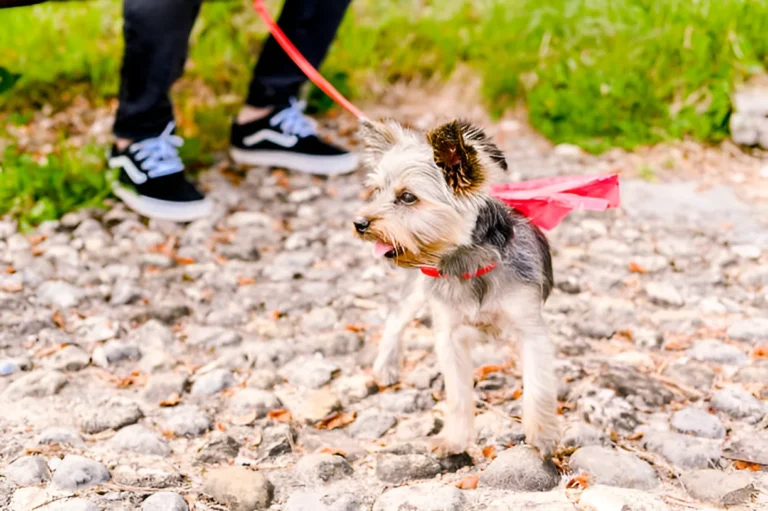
[269,98,316,138]
[131,122,184,179]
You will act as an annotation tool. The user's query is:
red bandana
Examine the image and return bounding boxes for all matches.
[419,262,497,279]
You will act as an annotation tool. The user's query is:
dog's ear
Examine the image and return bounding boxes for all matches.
[359,119,400,168]
[427,120,506,195]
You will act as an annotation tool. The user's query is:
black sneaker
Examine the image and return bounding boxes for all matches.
[230,99,358,175]
[109,122,213,222]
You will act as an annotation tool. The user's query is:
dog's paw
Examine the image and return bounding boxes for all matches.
[372,356,400,387]
[427,435,469,458]
[524,427,558,459]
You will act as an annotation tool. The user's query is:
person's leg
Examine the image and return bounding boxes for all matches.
[242,0,352,115]
[114,0,203,143]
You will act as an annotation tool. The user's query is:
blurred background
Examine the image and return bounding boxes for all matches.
[2,0,768,228]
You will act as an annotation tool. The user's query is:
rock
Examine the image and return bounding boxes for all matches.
[191,369,233,396]
[257,424,296,458]
[372,483,466,511]
[396,415,444,441]
[197,432,241,464]
[228,388,282,417]
[597,367,674,407]
[203,467,273,511]
[52,455,110,490]
[111,462,183,488]
[185,326,242,349]
[45,345,90,372]
[680,469,755,505]
[646,282,684,307]
[405,365,441,389]
[284,490,364,511]
[110,280,142,305]
[688,339,748,365]
[163,405,211,438]
[75,316,118,343]
[128,319,174,347]
[332,375,378,405]
[3,370,67,399]
[487,492,576,511]
[0,359,20,376]
[577,389,639,433]
[38,428,84,446]
[375,454,441,484]
[246,369,279,390]
[348,409,396,440]
[310,331,362,357]
[143,372,188,403]
[575,320,615,339]
[569,446,659,490]
[227,211,272,227]
[727,318,768,342]
[4,456,51,486]
[279,355,339,389]
[670,408,726,439]
[562,423,608,448]
[724,430,768,465]
[301,307,338,331]
[37,281,82,309]
[711,387,765,424]
[479,446,560,491]
[278,388,341,423]
[92,340,140,367]
[578,485,667,511]
[142,492,189,511]
[661,361,714,390]
[108,425,170,456]
[734,359,768,385]
[438,452,473,473]
[379,389,435,414]
[36,498,100,511]
[632,328,663,350]
[295,454,353,484]
[80,398,142,434]
[643,430,721,469]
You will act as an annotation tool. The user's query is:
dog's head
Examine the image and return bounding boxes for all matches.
[353,119,507,268]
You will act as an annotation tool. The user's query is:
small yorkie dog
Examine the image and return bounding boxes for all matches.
[354,118,558,456]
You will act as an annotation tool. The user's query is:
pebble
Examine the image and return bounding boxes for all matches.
[185,326,242,348]
[109,280,142,305]
[80,398,142,434]
[279,388,341,423]
[727,318,768,342]
[284,490,364,511]
[0,359,20,376]
[710,387,765,424]
[332,374,378,405]
[646,282,684,307]
[372,483,467,511]
[203,467,273,511]
[379,389,435,414]
[52,455,110,490]
[680,469,755,506]
[143,372,188,403]
[196,432,241,464]
[295,453,353,484]
[228,388,282,417]
[3,370,67,399]
[642,430,721,469]
[141,492,188,511]
[279,354,339,388]
[36,281,83,309]
[734,359,768,385]
[661,361,714,390]
[597,367,674,407]
[75,316,118,343]
[687,339,748,365]
[577,485,667,511]
[38,427,84,446]
[4,456,51,486]
[45,345,90,372]
[569,446,659,490]
[92,340,140,367]
[724,429,768,465]
[108,424,170,456]
[191,368,233,396]
[111,462,183,488]
[347,409,397,440]
[163,405,212,437]
[485,492,575,510]
[479,446,560,491]
[246,369,279,390]
[38,498,99,511]
[301,307,338,331]
[562,422,608,448]
[375,454,441,484]
[670,407,726,439]
[310,331,362,356]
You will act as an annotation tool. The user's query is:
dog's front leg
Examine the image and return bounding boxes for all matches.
[501,286,559,456]
[373,280,424,386]
[431,299,475,454]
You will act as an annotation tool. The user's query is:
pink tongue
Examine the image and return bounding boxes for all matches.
[373,241,395,257]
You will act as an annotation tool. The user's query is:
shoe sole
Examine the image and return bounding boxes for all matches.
[111,182,213,223]
[229,148,359,176]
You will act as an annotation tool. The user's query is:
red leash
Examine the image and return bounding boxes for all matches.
[252,0,367,120]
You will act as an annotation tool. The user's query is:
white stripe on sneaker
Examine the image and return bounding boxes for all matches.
[242,129,299,148]
[109,155,147,184]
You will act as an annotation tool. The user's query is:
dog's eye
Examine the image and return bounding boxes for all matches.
[398,192,418,205]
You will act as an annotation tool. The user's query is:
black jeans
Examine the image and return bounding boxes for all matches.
[113,0,351,140]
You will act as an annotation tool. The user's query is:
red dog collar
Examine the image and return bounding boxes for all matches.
[419,262,497,279]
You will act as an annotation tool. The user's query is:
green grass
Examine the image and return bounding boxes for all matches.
[3,0,768,225]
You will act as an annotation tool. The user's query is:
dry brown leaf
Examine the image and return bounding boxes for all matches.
[1,282,23,293]
[162,429,176,439]
[267,409,292,423]
[733,460,762,471]
[628,261,647,274]
[272,310,284,320]
[455,474,479,490]
[158,393,182,407]
[474,364,507,381]
[566,472,591,489]
[231,410,258,426]
[344,324,367,332]
[319,447,347,457]
[174,256,195,265]
[482,445,497,460]
[52,311,65,329]
[34,343,67,358]
[3,266,15,274]
[511,387,522,400]
[627,431,645,441]
[216,420,227,432]
[238,276,256,286]
[317,411,356,430]
[751,345,768,359]
[557,401,575,415]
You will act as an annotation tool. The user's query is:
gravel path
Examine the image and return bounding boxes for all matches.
[1,96,768,510]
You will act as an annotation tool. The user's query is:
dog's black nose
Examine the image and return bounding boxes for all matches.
[353,217,370,234]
